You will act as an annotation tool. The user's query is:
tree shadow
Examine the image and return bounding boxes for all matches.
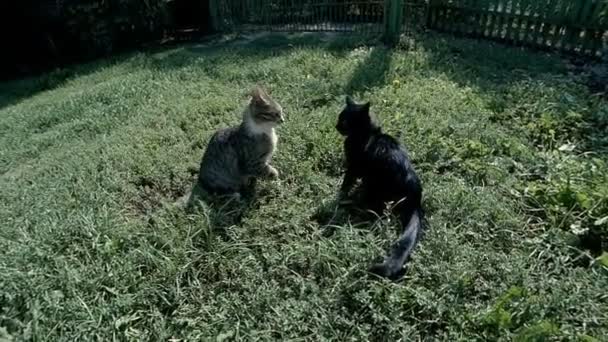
[416,32,562,90]
[415,31,607,154]
[186,31,378,56]
[344,45,393,95]
[0,31,381,111]
[0,67,88,111]
[413,32,607,253]
[311,188,385,238]
[0,47,156,111]
[146,31,379,74]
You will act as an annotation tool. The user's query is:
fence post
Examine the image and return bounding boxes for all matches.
[208,0,220,32]
[425,0,435,28]
[383,0,404,45]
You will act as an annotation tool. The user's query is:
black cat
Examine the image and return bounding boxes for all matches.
[336,96,424,279]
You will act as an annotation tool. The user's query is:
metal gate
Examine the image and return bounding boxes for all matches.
[209,0,428,42]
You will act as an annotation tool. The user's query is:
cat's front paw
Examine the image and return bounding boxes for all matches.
[266,165,279,179]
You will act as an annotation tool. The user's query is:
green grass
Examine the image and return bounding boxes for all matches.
[1,32,607,341]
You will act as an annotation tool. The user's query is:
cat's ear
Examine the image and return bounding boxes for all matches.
[346,96,356,107]
[361,101,371,113]
[251,86,269,106]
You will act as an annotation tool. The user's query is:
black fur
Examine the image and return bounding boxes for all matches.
[336,96,424,280]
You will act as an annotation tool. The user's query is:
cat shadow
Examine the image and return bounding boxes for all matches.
[180,182,257,239]
[312,188,411,281]
[312,188,385,238]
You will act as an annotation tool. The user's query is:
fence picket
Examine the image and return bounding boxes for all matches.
[497,0,508,41]
[589,1,606,55]
[516,0,526,44]
[473,0,483,37]
[507,0,521,44]
[545,0,561,49]
[559,1,572,51]
[593,0,607,55]
[579,0,596,54]
[539,0,555,46]
[503,0,514,40]
[426,0,434,27]
[211,0,606,58]
[446,3,453,32]
[465,0,474,35]
[516,0,526,43]
[480,0,488,37]
[568,0,587,52]
[477,0,488,37]
[459,0,468,35]
[329,0,333,31]
[488,0,498,38]
[520,0,533,45]
[529,0,544,45]
[444,1,452,32]
[571,1,587,52]
[437,1,446,31]
[557,1,569,49]
[434,0,445,31]
[442,1,450,32]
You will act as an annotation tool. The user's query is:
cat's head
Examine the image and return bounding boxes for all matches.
[336,96,376,136]
[247,86,285,126]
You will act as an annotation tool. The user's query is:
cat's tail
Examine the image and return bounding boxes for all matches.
[369,204,424,280]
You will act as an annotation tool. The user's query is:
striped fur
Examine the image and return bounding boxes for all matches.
[197,86,284,197]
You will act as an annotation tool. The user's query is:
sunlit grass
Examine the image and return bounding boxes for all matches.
[0,32,606,340]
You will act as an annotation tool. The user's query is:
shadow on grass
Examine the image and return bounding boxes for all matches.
[146,32,378,73]
[188,31,378,56]
[7,30,603,153]
[182,181,257,240]
[344,46,393,95]
[0,68,82,110]
[311,190,412,281]
[0,30,229,110]
[0,48,154,111]
[415,32,608,252]
[312,188,384,238]
[416,32,607,154]
[0,31,379,111]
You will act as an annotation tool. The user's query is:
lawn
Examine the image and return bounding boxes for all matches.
[1,32,607,341]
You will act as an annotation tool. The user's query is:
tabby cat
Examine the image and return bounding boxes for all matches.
[336,96,424,279]
[196,86,284,199]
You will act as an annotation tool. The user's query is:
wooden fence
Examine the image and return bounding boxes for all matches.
[427,0,608,56]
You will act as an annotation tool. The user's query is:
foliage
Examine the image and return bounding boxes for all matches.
[61,0,169,58]
[0,32,607,340]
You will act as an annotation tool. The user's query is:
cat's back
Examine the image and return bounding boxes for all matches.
[367,133,408,161]
[207,125,239,146]
[365,132,418,186]
[199,125,241,178]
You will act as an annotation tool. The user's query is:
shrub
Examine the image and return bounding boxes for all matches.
[61,0,170,59]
